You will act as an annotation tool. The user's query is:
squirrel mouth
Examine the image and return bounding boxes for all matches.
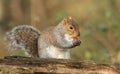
[73,37,81,46]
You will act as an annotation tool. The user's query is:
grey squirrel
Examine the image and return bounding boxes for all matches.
[5,16,81,59]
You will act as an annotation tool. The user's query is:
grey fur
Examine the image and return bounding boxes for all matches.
[5,25,40,57]
[5,20,80,59]
[53,23,74,49]
[38,21,77,59]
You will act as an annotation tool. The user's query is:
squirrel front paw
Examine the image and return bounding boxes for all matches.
[73,40,81,46]
[73,37,81,46]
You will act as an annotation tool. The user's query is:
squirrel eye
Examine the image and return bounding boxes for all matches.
[69,26,73,30]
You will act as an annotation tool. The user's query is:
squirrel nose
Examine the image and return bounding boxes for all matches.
[73,32,80,37]
[75,32,80,37]
[78,32,80,36]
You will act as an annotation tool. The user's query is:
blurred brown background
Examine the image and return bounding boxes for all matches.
[0,0,120,64]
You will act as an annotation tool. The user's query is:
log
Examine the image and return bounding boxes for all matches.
[0,56,119,74]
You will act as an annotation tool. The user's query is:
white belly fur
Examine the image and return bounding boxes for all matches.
[40,46,70,59]
[40,34,73,59]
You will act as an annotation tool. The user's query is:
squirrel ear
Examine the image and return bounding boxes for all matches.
[68,16,72,20]
[63,17,68,25]
[63,16,72,25]
[65,16,72,20]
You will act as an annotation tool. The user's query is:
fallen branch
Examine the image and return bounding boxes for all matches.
[0,56,119,74]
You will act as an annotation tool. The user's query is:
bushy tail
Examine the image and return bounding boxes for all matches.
[5,25,40,57]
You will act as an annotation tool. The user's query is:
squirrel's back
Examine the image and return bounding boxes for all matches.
[5,25,40,57]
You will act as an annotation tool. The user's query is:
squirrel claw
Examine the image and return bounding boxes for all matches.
[73,40,81,46]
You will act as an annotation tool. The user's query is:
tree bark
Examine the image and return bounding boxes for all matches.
[0,56,119,74]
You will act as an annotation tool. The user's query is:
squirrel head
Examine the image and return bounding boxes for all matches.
[61,16,81,46]
[62,16,80,38]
